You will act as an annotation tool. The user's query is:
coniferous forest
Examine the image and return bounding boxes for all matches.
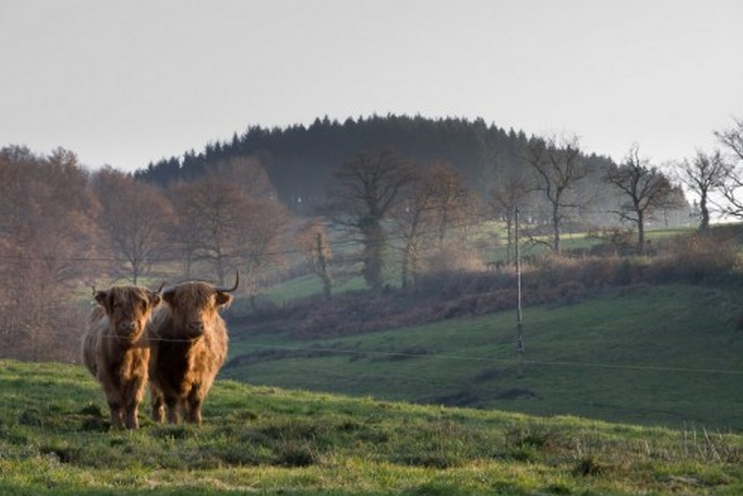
[136,115,649,224]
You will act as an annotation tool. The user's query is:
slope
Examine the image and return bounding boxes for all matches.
[2,359,743,495]
[225,284,743,430]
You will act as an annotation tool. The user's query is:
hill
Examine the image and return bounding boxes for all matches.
[224,283,743,430]
[134,114,621,217]
[1,359,743,495]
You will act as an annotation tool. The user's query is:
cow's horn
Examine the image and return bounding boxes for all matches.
[216,269,239,293]
[160,283,177,296]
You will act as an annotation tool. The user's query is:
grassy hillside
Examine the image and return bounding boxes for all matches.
[225,284,743,430]
[2,359,743,495]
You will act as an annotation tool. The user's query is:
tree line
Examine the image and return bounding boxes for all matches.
[0,149,290,360]
[136,115,615,214]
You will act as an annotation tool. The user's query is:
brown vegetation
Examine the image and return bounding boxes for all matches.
[0,146,98,362]
[92,167,174,284]
[239,229,743,340]
[0,147,290,361]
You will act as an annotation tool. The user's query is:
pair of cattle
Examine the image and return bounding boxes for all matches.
[81,274,238,429]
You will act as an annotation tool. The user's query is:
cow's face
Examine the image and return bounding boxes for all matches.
[162,282,232,339]
[96,287,161,340]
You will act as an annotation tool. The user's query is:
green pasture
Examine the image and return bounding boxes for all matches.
[2,359,743,495]
[226,284,743,431]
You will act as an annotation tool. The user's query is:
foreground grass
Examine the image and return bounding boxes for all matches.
[2,360,743,495]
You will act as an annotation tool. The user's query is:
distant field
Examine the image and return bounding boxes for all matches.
[2,359,743,495]
[488,226,696,262]
[259,273,366,306]
[225,283,743,430]
[251,227,697,307]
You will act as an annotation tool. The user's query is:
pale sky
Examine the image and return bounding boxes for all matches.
[1,0,742,172]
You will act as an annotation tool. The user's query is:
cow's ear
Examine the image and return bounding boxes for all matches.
[215,291,233,308]
[147,290,161,308]
[94,290,110,309]
[162,289,176,306]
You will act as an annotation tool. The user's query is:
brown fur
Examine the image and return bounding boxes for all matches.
[147,282,232,425]
[81,286,161,429]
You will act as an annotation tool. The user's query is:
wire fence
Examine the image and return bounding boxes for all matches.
[4,312,743,429]
[4,327,743,377]
[2,217,743,427]
[226,342,743,377]
[0,207,714,266]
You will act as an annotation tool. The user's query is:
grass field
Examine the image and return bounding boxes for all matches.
[225,284,743,431]
[2,359,743,495]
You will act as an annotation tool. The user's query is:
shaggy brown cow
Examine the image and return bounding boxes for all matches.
[81,285,161,429]
[147,272,238,425]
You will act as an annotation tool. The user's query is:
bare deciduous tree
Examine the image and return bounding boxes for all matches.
[489,170,532,264]
[297,218,333,300]
[0,146,96,361]
[390,165,439,288]
[169,163,290,309]
[427,162,479,245]
[676,150,728,230]
[607,145,679,253]
[92,167,173,284]
[212,156,277,200]
[323,148,416,292]
[237,197,291,311]
[715,117,743,162]
[523,135,587,253]
[713,117,743,220]
[389,162,481,287]
[169,176,248,285]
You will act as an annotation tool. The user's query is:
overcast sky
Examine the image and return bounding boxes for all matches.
[1,0,742,172]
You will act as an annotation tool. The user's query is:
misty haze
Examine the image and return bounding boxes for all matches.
[2,1,743,494]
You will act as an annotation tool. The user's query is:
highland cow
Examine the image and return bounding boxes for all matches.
[81,285,162,429]
[147,272,238,425]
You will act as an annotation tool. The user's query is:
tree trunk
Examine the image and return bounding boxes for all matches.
[505,217,513,265]
[699,190,710,230]
[316,233,332,301]
[552,204,561,254]
[400,248,410,289]
[362,224,385,293]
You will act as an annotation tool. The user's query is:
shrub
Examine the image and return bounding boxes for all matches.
[249,228,743,340]
[423,240,484,275]
[654,232,741,283]
[587,226,635,256]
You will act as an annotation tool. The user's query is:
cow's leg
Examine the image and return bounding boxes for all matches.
[185,386,204,425]
[165,396,180,424]
[124,400,139,429]
[186,397,203,425]
[150,386,165,423]
[108,400,124,430]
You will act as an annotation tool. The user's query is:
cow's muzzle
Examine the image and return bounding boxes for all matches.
[188,321,206,336]
[117,321,141,338]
